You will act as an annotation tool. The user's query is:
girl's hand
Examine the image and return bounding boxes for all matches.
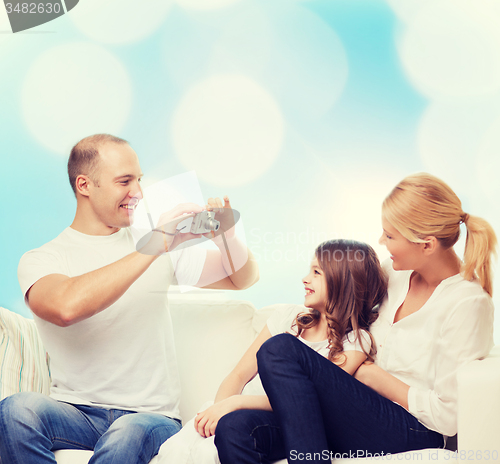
[194,396,239,438]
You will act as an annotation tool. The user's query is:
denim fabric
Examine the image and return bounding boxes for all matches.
[216,334,444,464]
[215,409,285,464]
[0,392,181,464]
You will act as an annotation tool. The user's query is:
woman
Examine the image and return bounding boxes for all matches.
[215,173,497,463]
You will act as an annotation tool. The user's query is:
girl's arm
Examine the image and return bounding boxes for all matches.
[347,329,410,409]
[338,330,372,375]
[194,325,273,437]
[339,350,369,376]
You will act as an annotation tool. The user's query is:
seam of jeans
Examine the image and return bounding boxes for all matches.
[51,437,94,450]
[138,420,181,462]
[249,424,281,464]
[73,406,105,440]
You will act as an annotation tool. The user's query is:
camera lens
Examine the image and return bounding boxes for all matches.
[206,218,220,231]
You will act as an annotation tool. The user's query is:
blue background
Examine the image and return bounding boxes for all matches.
[1,0,499,341]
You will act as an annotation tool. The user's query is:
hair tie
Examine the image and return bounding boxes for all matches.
[460,213,469,225]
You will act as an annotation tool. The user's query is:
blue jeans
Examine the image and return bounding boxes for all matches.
[0,392,181,464]
[215,334,444,464]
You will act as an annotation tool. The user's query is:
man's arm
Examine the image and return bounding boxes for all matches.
[27,252,159,327]
[27,203,205,327]
[195,239,259,290]
[194,196,259,290]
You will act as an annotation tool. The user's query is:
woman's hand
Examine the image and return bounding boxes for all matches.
[194,396,240,438]
[353,361,376,387]
[354,362,410,410]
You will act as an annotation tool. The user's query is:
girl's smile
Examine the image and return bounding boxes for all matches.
[302,257,327,312]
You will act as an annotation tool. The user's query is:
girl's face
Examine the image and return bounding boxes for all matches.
[379,217,422,271]
[302,257,328,312]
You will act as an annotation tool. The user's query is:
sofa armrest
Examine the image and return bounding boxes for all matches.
[457,346,500,460]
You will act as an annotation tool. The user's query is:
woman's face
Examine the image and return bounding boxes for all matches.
[302,257,328,312]
[379,218,422,271]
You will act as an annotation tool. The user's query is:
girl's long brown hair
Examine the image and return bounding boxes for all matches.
[293,240,388,365]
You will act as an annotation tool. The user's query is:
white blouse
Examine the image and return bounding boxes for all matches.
[370,260,494,437]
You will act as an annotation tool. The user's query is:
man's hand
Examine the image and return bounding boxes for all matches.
[138,203,206,255]
[204,196,237,242]
[194,397,239,438]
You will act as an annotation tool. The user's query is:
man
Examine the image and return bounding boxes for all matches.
[0,134,259,464]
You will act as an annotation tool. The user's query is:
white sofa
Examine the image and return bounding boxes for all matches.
[1,299,500,464]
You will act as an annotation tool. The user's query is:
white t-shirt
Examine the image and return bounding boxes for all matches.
[242,304,372,396]
[18,227,206,419]
[370,260,494,437]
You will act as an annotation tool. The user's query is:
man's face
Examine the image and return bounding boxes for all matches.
[87,142,143,233]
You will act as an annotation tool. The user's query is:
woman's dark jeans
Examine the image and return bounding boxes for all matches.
[215,334,443,464]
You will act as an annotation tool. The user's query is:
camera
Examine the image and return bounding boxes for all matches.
[190,211,220,234]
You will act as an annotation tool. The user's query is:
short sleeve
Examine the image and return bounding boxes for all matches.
[18,249,67,300]
[343,329,372,353]
[169,246,207,287]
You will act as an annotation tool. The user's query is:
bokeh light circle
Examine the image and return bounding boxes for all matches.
[69,0,173,44]
[385,0,434,23]
[476,117,500,201]
[22,43,132,155]
[417,101,500,195]
[175,0,241,10]
[172,74,285,187]
[400,0,500,98]
[264,5,348,118]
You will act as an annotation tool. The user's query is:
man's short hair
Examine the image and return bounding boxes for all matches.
[68,134,128,195]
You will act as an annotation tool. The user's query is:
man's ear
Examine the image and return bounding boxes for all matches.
[75,175,91,198]
[422,236,439,255]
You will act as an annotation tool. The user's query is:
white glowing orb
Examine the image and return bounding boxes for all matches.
[69,0,173,44]
[295,155,405,260]
[264,5,348,118]
[476,117,500,201]
[384,0,434,23]
[209,3,272,77]
[328,171,405,260]
[22,43,132,155]
[172,75,284,187]
[418,101,500,196]
[400,0,500,98]
[175,0,241,10]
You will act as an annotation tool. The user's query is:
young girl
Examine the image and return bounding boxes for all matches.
[157,239,387,464]
[215,173,497,463]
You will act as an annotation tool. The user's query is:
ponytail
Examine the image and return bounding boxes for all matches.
[383,173,497,296]
[462,214,497,296]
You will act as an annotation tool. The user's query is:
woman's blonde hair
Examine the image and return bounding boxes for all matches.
[382,173,497,296]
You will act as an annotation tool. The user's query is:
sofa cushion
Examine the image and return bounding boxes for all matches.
[170,298,258,421]
[0,307,51,400]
